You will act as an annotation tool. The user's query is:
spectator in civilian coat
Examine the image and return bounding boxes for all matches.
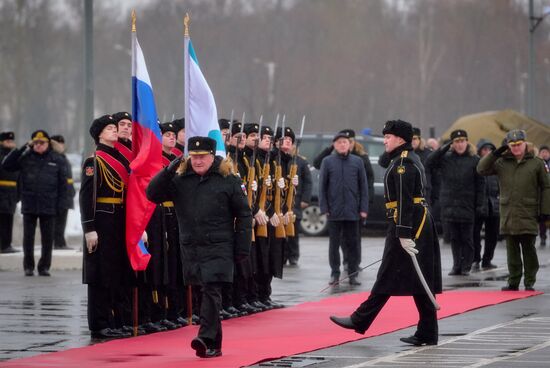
[319,132,369,286]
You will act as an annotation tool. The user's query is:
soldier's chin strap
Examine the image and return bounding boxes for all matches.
[410,252,440,310]
[319,259,382,293]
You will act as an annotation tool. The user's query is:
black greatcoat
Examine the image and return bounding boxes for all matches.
[80,144,133,287]
[0,146,19,214]
[2,146,67,215]
[146,156,252,285]
[372,144,442,295]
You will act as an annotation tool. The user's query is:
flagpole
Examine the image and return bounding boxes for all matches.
[183,13,190,156]
[131,9,139,338]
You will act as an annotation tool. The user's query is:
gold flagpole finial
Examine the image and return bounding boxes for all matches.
[131,10,136,32]
[184,13,190,36]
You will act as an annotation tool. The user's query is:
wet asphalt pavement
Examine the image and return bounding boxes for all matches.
[1,235,550,367]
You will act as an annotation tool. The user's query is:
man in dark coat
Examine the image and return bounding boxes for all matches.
[50,135,75,250]
[472,139,500,271]
[319,131,369,285]
[425,129,486,276]
[2,130,68,276]
[79,115,133,339]
[330,119,442,346]
[0,131,19,253]
[146,136,252,358]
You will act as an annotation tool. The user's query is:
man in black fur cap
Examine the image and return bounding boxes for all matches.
[330,119,442,347]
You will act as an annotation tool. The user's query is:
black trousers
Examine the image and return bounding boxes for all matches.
[285,232,300,263]
[0,213,14,250]
[198,282,224,349]
[473,215,500,265]
[328,220,359,277]
[53,209,68,248]
[87,284,113,331]
[23,214,54,272]
[351,293,438,341]
[448,221,474,273]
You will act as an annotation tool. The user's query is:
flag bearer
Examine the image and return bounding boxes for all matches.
[79,115,132,339]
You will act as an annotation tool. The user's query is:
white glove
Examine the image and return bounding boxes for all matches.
[254,209,269,226]
[251,180,258,192]
[85,231,98,253]
[399,238,418,256]
[283,212,294,225]
[264,175,272,187]
[291,175,299,186]
[141,231,148,244]
[277,177,285,189]
[270,214,281,227]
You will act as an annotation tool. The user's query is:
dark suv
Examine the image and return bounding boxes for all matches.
[298,133,387,236]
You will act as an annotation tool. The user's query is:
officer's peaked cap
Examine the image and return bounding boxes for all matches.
[450,129,468,140]
[188,136,216,155]
[31,130,50,142]
[0,131,15,141]
[506,129,526,143]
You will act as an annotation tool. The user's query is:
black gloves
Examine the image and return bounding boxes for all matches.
[441,141,452,152]
[167,156,183,175]
[493,145,508,157]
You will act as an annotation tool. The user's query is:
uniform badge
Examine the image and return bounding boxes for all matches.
[397,166,405,174]
[85,166,94,176]
[240,183,247,195]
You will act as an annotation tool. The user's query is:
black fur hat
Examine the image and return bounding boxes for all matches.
[382,120,413,143]
[89,115,115,144]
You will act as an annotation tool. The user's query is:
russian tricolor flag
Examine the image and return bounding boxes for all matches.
[126,25,163,271]
[184,24,225,157]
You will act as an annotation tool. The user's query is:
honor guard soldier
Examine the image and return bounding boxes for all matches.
[275,126,312,266]
[80,115,133,339]
[222,121,255,318]
[252,125,285,310]
[218,118,231,152]
[112,111,133,164]
[330,119,442,346]
[50,135,76,250]
[171,118,185,158]
[141,122,184,332]
[2,130,68,276]
[147,136,252,358]
[0,132,20,254]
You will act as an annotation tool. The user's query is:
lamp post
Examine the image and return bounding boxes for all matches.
[528,0,550,117]
[253,58,277,111]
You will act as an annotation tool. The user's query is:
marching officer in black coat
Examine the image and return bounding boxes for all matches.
[146,136,252,358]
[0,131,19,254]
[50,135,76,250]
[79,115,133,339]
[2,130,68,276]
[330,119,442,346]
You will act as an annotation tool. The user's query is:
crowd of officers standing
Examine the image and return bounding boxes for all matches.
[77,112,312,356]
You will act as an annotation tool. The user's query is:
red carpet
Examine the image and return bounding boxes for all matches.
[1,290,541,368]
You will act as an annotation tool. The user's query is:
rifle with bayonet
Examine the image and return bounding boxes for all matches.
[273,115,286,239]
[256,115,278,238]
[246,114,261,209]
[284,115,305,237]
